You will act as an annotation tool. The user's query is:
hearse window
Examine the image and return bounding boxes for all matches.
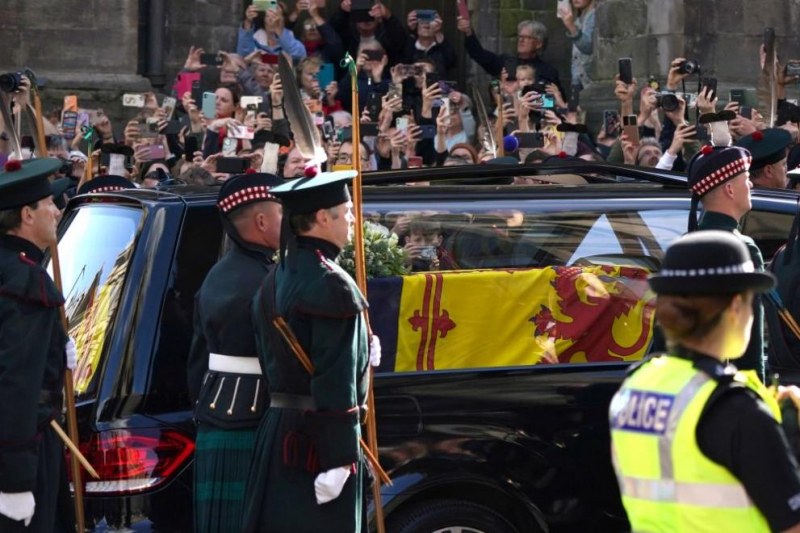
[146,205,223,413]
[367,206,689,373]
[51,204,142,397]
[741,209,794,262]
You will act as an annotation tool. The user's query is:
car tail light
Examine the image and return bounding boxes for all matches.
[69,428,194,495]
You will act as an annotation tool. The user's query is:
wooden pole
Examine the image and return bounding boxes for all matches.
[30,83,88,533]
[345,52,386,533]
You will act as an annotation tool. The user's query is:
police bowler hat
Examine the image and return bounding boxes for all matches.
[649,231,775,295]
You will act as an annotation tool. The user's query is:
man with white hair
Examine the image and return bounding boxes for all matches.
[456,18,562,91]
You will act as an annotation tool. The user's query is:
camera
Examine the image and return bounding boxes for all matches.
[655,92,697,112]
[654,92,680,112]
[786,61,800,77]
[677,59,701,75]
[0,72,23,93]
[58,159,74,177]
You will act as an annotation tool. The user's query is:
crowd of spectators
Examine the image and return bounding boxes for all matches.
[2,0,800,195]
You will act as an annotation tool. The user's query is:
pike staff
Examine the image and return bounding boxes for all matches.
[342,51,386,533]
[27,73,97,533]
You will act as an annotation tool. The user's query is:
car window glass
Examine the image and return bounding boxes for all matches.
[360,204,687,373]
[49,204,142,396]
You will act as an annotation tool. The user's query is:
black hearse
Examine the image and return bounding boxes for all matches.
[53,163,799,532]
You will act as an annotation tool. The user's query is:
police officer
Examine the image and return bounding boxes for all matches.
[687,144,767,381]
[186,172,283,532]
[0,158,76,532]
[610,231,800,533]
[243,171,380,533]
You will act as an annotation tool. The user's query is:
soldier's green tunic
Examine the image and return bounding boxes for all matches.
[0,234,74,533]
[187,241,275,533]
[698,211,766,381]
[243,236,369,533]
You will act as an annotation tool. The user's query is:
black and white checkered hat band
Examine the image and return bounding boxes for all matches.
[657,260,755,278]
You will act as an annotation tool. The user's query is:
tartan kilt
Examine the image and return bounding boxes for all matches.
[194,425,257,533]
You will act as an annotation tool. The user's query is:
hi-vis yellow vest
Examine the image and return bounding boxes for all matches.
[609,354,781,532]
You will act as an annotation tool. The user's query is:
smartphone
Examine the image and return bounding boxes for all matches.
[240,95,264,109]
[602,110,620,137]
[260,53,279,65]
[425,72,440,89]
[252,0,270,10]
[542,95,555,109]
[622,114,639,144]
[351,0,375,22]
[139,144,166,161]
[515,132,544,149]
[338,126,353,142]
[568,86,580,112]
[764,27,776,56]
[61,111,78,140]
[729,88,745,105]
[416,9,436,22]
[190,80,203,106]
[228,122,255,140]
[366,92,382,120]
[217,157,249,174]
[456,0,470,21]
[173,72,200,101]
[202,92,216,119]
[200,53,222,67]
[222,137,238,156]
[407,156,423,168]
[162,96,177,121]
[318,63,335,91]
[122,93,146,108]
[138,117,160,139]
[395,117,409,133]
[363,49,385,61]
[701,77,717,101]
[321,116,335,142]
[419,124,437,139]
[740,105,753,120]
[184,136,198,161]
[361,122,379,137]
[562,131,579,156]
[387,82,403,101]
[618,57,633,85]
[556,0,571,19]
[503,57,518,81]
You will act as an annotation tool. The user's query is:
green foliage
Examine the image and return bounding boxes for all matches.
[338,223,410,279]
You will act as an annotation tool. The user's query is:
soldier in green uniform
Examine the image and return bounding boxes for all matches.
[687,144,766,381]
[187,172,283,532]
[0,158,76,532]
[243,171,380,533]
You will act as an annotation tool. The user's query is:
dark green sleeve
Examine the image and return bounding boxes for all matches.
[308,314,362,470]
[0,300,50,492]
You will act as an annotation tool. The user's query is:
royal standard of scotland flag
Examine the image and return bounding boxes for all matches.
[369,265,655,372]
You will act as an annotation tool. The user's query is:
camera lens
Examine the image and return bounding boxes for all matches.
[0,72,22,93]
[680,60,700,75]
[657,93,679,112]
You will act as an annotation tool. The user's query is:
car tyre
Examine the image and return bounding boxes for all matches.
[387,498,521,533]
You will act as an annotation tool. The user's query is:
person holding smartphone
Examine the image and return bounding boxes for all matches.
[556,0,596,90]
[236,2,307,61]
[402,10,457,79]
[457,18,563,94]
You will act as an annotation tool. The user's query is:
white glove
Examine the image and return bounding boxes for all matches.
[65,337,77,371]
[0,491,35,526]
[314,466,351,504]
[369,335,381,368]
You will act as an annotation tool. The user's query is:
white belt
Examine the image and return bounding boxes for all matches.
[209,353,262,375]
